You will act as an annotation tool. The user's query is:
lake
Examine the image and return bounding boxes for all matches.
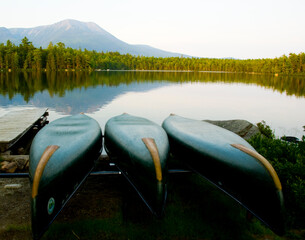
[0,71,304,139]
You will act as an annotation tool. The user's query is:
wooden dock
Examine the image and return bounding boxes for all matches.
[0,108,48,152]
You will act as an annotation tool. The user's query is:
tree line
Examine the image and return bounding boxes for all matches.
[1,37,305,74]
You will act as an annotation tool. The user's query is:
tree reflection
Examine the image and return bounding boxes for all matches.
[0,71,304,101]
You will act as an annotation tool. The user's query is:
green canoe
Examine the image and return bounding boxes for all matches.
[104,113,169,217]
[162,114,285,235]
[29,114,103,239]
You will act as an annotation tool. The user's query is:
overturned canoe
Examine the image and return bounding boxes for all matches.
[104,113,169,217]
[29,114,103,240]
[162,114,285,235]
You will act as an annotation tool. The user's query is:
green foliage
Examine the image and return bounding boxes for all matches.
[257,120,274,139]
[248,122,305,228]
[1,37,305,74]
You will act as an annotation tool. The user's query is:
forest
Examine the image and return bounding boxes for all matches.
[1,37,305,74]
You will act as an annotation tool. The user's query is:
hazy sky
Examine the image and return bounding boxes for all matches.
[1,0,304,59]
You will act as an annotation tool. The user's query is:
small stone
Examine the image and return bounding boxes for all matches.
[4,184,22,189]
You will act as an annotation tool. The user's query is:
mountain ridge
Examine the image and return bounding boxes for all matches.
[0,19,184,57]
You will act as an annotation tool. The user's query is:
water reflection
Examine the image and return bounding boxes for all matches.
[0,71,304,138]
[0,71,173,114]
[1,71,305,102]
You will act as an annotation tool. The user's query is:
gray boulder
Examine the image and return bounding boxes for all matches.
[204,119,259,140]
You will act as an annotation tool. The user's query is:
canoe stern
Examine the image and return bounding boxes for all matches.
[29,114,103,239]
[104,114,169,217]
[162,115,285,235]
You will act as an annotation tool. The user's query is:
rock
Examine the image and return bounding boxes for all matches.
[204,119,260,140]
[0,155,29,162]
[4,184,22,189]
[281,136,300,143]
[0,155,29,171]
[1,161,18,173]
[1,150,12,155]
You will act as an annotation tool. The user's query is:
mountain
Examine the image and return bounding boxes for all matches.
[0,19,184,57]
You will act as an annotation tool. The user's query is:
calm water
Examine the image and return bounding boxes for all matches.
[0,71,304,138]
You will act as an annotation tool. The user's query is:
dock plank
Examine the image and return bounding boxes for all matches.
[0,108,48,151]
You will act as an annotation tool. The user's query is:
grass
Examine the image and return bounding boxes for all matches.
[0,224,32,240]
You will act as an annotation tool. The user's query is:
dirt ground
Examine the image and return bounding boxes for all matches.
[0,177,31,229]
[0,173,128,240]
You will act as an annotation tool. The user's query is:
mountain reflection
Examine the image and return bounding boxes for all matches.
[0,71,304,114]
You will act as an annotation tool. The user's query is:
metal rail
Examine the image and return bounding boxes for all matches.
[0,169,191,178]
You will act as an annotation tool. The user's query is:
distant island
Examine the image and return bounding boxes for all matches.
[0,36,304,74]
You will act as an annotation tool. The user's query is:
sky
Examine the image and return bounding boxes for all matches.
[1,0,305,59]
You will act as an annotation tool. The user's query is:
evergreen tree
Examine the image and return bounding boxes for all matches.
[46,51,56,71]
[33,49,42,70]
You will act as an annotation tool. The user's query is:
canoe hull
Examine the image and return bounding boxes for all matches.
[29,114,103,239]
[104,114,169,216]
[162,115,285,235]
